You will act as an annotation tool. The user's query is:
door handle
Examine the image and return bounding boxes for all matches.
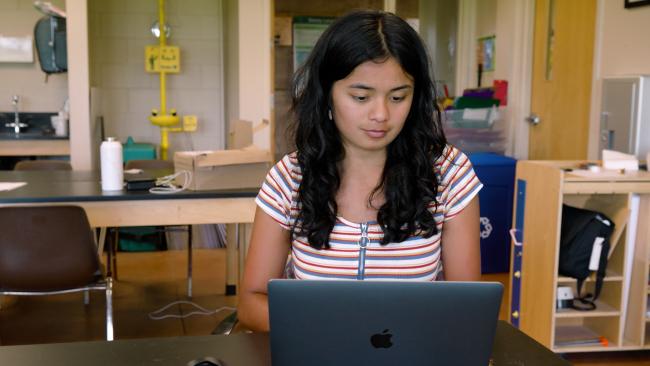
[525,113,540,125]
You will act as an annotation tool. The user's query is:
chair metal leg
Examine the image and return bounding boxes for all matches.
[106,277,114,341]
[106,229,113,277]
[97,227,107,256]
[211,310,239,335]
[84,290,89,305]
[187,225,193,298]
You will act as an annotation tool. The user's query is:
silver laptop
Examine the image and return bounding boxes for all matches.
[268,280,503,366]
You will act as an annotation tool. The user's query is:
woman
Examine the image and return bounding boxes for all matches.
[239,10,482,332]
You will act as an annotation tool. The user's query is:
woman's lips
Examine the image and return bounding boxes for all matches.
[363,129,387,138]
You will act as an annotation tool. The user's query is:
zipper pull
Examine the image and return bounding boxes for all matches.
[357,222,369,280]
[359,222,369,248]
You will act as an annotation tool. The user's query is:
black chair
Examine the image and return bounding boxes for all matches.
[14,159,72,171]
[0,206,113,340]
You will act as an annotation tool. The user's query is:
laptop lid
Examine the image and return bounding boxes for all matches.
[268,280,503,366]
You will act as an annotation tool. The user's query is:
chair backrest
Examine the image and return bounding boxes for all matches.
[125,159,173,170]
[0,206,100,292]
[14,160,72,171]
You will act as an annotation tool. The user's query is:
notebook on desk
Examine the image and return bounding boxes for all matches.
[268,280,503,366]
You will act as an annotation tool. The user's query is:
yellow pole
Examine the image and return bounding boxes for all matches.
[158,0,169,159]
[158,0,167,116]
[161,127,169,160]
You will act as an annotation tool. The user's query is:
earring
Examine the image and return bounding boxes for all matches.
[328,109,333,120]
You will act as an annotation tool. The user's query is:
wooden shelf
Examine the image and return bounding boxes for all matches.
[510,160,650,352]
[554,324,615,351]
[554,344,613,353]
[557,270,624,283]
[555,301,620,318]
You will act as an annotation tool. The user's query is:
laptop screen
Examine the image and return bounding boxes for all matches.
[268,280,503,366]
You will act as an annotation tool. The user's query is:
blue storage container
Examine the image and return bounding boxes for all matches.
[467,152,517,273]
[122,136,156,164]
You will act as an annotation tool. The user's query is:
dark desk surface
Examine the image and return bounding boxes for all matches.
[0,170,258,204]
[0,321,569,365]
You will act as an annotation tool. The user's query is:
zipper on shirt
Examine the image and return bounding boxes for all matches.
[357,222,369,280]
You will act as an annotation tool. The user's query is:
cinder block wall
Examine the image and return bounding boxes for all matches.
[89,0,225,155]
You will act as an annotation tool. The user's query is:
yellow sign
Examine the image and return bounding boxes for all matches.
[145,45,181,73]
[183,115,198,132]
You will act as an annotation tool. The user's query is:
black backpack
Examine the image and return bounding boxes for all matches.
[34,15,67,76]
[559,204,615,310]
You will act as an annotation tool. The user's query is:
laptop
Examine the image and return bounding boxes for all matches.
[268,280,503,366]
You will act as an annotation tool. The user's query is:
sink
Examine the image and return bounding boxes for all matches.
[0,112,67,140]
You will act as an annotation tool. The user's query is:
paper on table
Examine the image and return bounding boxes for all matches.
[0,182,27,191]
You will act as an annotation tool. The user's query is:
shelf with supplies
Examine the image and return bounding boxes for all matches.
[554,320,620,351]
[508,160,650,353]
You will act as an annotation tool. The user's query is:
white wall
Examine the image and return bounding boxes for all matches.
[88,0,225,156]
[67,0,93,170]
[419,0,458,96]
[237,0,272,150]
[588,0,650,159]
[475,0,496,87]
[223,0,239,140]
[494,0,534,159]
[0,0,68,112]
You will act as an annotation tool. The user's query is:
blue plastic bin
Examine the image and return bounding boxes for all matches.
[467,152,517,273]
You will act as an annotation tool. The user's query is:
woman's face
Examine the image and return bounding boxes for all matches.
[330,57,414,157]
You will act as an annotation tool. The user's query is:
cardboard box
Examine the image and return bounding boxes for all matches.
[174,148,272,191]
[228,119,253,149]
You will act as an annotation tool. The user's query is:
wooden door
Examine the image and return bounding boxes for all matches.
[528,0,597,159]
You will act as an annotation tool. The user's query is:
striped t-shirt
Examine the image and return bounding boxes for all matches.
[255,145,483,281]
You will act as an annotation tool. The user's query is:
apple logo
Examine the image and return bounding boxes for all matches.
[370,329,393,348]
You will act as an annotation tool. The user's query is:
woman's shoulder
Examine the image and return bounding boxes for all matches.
[434,144,472,183]
[276,152,300,172]
[271,152,302,183]
[434,144,468,167]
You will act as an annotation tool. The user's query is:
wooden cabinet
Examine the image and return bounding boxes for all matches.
[0,140,70,156]
[509,160,650,352]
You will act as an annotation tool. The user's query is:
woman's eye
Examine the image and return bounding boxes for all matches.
[352,95,368,102]
[390,95,406,102]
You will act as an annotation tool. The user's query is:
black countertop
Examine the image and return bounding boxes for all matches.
[0,322,570,366]
[0,170,258,203]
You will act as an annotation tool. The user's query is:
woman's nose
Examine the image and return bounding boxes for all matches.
[369,99,389,122]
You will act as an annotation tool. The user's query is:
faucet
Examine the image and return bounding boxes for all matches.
[6,95,28,134]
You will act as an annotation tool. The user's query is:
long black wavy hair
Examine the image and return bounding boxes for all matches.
[291,10,447,249]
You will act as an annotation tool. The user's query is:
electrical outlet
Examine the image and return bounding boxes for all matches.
[183,115,197,132]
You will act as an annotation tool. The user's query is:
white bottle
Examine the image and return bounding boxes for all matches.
[100,137,124,191]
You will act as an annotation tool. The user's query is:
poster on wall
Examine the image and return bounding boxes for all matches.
[0,36,33,63]
[477,35,495,72]
[292,16,335,72]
